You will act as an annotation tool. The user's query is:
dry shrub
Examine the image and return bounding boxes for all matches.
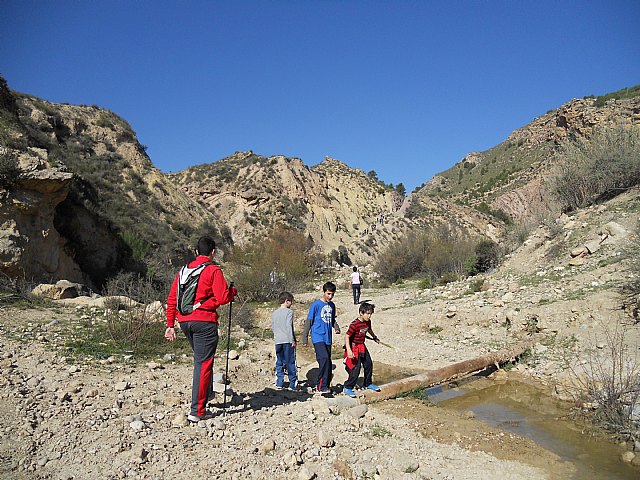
[229,226,313,301]
[549,123,640,212]
[103,272,165,348]
[622,222,640,321]
[570,325,640,437]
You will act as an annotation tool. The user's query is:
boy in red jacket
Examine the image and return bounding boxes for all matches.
[165,236,237,422]
[343,302,381,398]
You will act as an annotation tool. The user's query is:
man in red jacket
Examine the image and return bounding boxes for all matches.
[165,236,237,422]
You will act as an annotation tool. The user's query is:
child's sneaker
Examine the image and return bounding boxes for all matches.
[343,387,356,398]
[289,382,298,391]
[366,383,381,392]
[274,384,284,390]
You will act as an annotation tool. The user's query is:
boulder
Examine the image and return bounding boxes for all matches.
[601,221,626,237]
[32,280,90,299]
[584,239,601,254]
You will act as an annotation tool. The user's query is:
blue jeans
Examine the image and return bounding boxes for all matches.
[352,284,361,304]
[275,343,297,387]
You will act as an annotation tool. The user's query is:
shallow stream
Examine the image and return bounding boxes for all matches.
[422,376,638,480]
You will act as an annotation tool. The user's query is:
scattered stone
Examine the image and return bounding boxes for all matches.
[568,256,588,266]
[501,292,515,302]
[129,420,145,431]
[601,222,626,237]
[298,466,316,480]
[346,404,368,419]
[172,413,189,427]
[115,381,130,391]
[259,438,276,454]
[621,451,635,463]
[317,431,335,448]
[584,240,601,254]
[570,246,587,257]
[26,377,40,388]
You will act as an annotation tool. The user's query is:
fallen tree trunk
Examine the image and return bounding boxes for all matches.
[362,336,539,404]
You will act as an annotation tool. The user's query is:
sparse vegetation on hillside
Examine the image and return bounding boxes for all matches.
[550,124,640,212]
[570,325,640,439]
[589,84,640,108]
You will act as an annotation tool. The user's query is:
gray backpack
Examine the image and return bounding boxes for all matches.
[177,262,214,315]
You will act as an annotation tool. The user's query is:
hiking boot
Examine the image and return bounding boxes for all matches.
[187,410,214,422]
[343,387,356,398]
[366,383,381,392]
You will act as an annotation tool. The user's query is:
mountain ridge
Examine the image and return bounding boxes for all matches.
[1,75,638,285]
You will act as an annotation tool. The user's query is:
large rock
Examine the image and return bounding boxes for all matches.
[32,280,90,299]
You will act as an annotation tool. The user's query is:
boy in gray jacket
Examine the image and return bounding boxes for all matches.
[272,291,298,390]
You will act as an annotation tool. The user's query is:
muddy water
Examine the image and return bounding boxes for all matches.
[426,378,638,480]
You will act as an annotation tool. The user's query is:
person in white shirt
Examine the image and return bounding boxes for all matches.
[350,266,362,305]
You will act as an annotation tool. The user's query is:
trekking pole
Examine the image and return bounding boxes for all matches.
[222,282,234,417]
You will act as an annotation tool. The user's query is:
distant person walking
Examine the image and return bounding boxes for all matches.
[271,291,298,390]
[165,236,237,422]
[302,282,341,394]
[351,266,363,305]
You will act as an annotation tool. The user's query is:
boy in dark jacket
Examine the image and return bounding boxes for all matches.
[343,302,381,398]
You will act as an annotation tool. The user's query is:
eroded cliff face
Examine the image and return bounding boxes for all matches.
[170,153,405,263]
[0,151,83,282]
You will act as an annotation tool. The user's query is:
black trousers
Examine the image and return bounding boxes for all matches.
[344,347,373,389]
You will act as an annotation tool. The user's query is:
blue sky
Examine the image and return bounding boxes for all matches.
[1,1,639,192]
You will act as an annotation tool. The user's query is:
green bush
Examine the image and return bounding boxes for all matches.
[475,202,512,224]
[375,229,475,284]
[0,151,20,189]
[120,231,152,262]
[550,124,640,212]
[472,239,502,273]
[437,271,458,285]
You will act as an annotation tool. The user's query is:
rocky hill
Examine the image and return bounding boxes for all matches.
[417,87,640,222]
[170,152,406,263]
[0,76,221,288]
[169,152,501,266]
